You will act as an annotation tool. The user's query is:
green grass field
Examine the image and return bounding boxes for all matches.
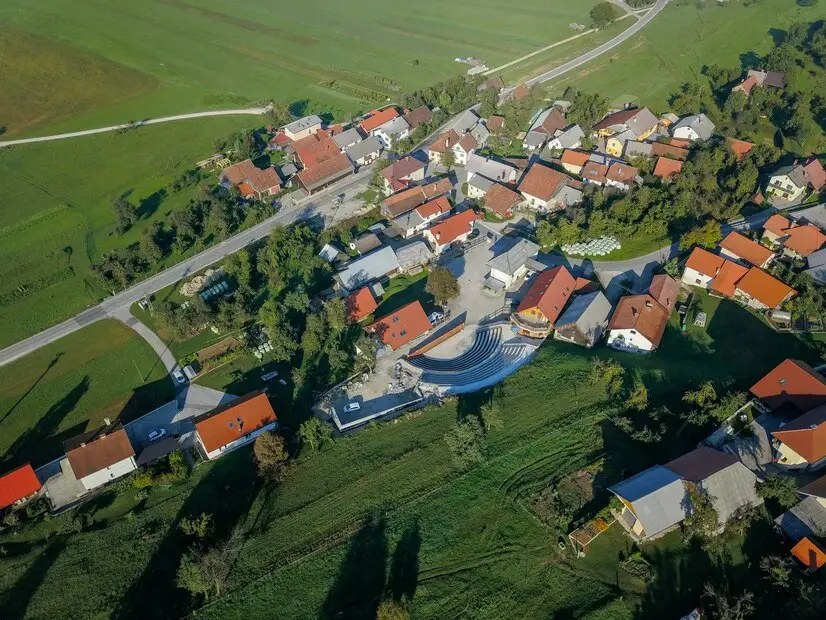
[0,319,174,470]
[0,116,260,348]
[1,294,821,619]
[0,0,603,137]
[541,0,824,112]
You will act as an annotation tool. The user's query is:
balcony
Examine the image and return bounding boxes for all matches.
[510,312,551,338]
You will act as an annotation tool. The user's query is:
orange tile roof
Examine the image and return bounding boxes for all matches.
[427,209,477,246]
[653,157,683,179]
[784,224,826,257]
[66,427,135,480]
[346,287,377,321]
[487,116,505,132]
[429,129,460,154]
[483,183,522,217]
[581,161,608,184]
[792,537,826,571]
[194,392,277,454]
[685,247,725,276]
[772,405,826,463]
[606,162,638,184]
[519,163,573,200]
[221,159,281,193]
[710,260,749,298]
[764,213,791,236]
[516,266,576,325]
[726,137,755,161]
[751,359,826,413]
[651,143,689,161]
[383,178,453,217]
[513,84,531,101]
[648,274,679,312]
[296,153,353,190]
[293,133,341,168]
[607,294,671,347]
[804,158,826,190]
[669,138,691,149]
[456,132,477,153]
[416,196,451,219]
[359,107,400,133]
[736,267,795,308]
[0,464,41,510]
[721,231,774,266]
[561,149,591,167]
[368,300,431,349]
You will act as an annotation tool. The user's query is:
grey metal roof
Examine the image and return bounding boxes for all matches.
[805,265,826,285]
[552,185,583,207]
[469,175,494,193]
[793,204,826,231]
[466,153,516,182]
[346,136,382,162]
[553,291,613,347]
[336,246,400,291]
[284,115,323,134]
[673,113,715,140]
[392,209,426,232]
[376,116,410,137]
[627,108,659,138]
[772,164,809,190]
[700,462,763,527]
[623,140,653,158]
[278,163,298,178]
[332,128,363,150]
[394,241,433,270]
[551,124,584,149]
[486,238,539,275]
[723,413,782,475]
[319,243,342,263]
[610,465,689,538]
[452,110,480,135]
[471,123,490,146]
[523,131,547,149]
[808,247,826,269]
[612,129,637,144]
[775,496,826,542]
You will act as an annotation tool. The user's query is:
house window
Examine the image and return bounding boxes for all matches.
[400,330,407,336]
[780,378,787,385]
[695,279,701,284]
[630,330,636,335]
[392,317,400,323]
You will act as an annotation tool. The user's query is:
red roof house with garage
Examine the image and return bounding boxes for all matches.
[194,392,278,460]
[368,300,431,350]
[0,464,42,510]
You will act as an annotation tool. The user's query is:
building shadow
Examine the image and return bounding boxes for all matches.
[0,538,66,620]
[110,448,261,619]
[117,376,177,425]
[321,513,388,620]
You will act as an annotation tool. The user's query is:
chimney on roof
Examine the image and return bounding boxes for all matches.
[645,301,653,308]
[104,417,111,426]
[812,424,819,430]
[631,308,638,317]
[80,443,86,448]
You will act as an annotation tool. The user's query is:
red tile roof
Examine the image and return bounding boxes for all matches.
[750,359,826,413]
[487,116,505,132]
[519,163,573,201]
[711,260,749,298]
[483,183,522,217]
[734,74,759,96]
[581,161,609,184]
[293,133,341,168]
[0,464,41,510]
[516,266,576,325]
[607,294,671,347]
[593,108,640,131]
[772,405,826,463]
[403,106,432,130]
[194,392,277,454]
[536,108,566,135]
[347,287,377,321]
[721,231,774,266]
[381,156,425,183]
[416,196,451,219]
[66,428,135,480]
[221,159,281,194]
[653,157,683,180]
[651,142,689,161]
[429,129,460,154]
[561,149,591,168]
[764,213,792,236]
[791,537,826,571]
[606,162,638,185]
[513,84,531,101]
[648,274,679,312]
[456,132,477,153]
[359,107,400,133]
[736,267,795,308]
[368,300,431,349]
[296,153,353,190]
[803,158,826,190]
[785,224,826,257]
[726,138,755,161]
[669,138,691,149]
[383,178,453,217]
[427,209,476,246]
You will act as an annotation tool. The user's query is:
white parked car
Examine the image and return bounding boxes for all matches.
[343,402,361,413]
[428,311,444,324]
[172,369,186,384]
[148,429,167,442]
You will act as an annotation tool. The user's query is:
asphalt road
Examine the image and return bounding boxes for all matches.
[0,169,371,367]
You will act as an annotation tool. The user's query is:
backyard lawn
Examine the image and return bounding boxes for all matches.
[0,319,174,470]
[1,287,822,619]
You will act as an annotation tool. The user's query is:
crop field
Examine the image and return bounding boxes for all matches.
[0,319,174,470]
[1,0,604,137]
[1,296,822,619]
[0,115,260,348]
[541,0,824,112]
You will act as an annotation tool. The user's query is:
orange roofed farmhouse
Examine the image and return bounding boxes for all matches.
[194,392,278,461]
[368,300,432,350]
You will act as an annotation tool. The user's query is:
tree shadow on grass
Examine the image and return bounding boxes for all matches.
[0,538,66,620]
[117,376,177,425]
[388,519,422,604]
[111,448,262,620]
[321,513,388,620]
[0,353,63,425]
[137,190,167,220]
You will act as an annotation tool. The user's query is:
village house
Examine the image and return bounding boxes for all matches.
[581,161,609,186]
[605,162,639,191]
[283,114,323,141]
[368,300,431,351]
[381,177,453,218]
[761,214,826,260]
[732,69,787,97]
[776,489,826,545]
[402,105,432,130]
[346,287,378,322]
[428,129,460,164]
[336,246,400,293]
[423,209,477,254]
[394,241,433,274]
[332,128,363,151]
[219,159,281,200]
[292,132,342,169]
[594,107,659,140]
[381,156,427,194]
[359,107,400,135]
[482,183,522,219]
[511,265,575,338]
[766,158,826,204]
[733,266,796,310]
[529,107,567,141]
[560,149,591,176]
[727,137,755,161]
[522,130,548,152]
[194,392,278,461]
[487,115,506,133]
[0,464,42,511]
[518,162,578,211]
[671,113,715,142]
[720,231,775,268]
[606,274,678,354]
[485,238,540,291]
[373,116,411,148]
[296,154,353,195]
[751,359,826,416]
[771,405,826,471]
[452,133,477,166]
[346,136,382,167]
[467,175,494,200]
[452,109,482,136]
[652,157,683,180]
[466,153,518,184]
[470,123,490,148]
[391,195,452,238]
[547,125,585,151]
[610,466,689,541]
[65,422,137,491]
[552,291,613,348]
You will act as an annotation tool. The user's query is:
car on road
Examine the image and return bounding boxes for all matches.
[172,369,186,384]
[343,402,361,413]
[148,429,167,442]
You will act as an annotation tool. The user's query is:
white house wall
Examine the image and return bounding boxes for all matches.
[79,456,137,491]
[681,267,713,289]
[607,328,655,354]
